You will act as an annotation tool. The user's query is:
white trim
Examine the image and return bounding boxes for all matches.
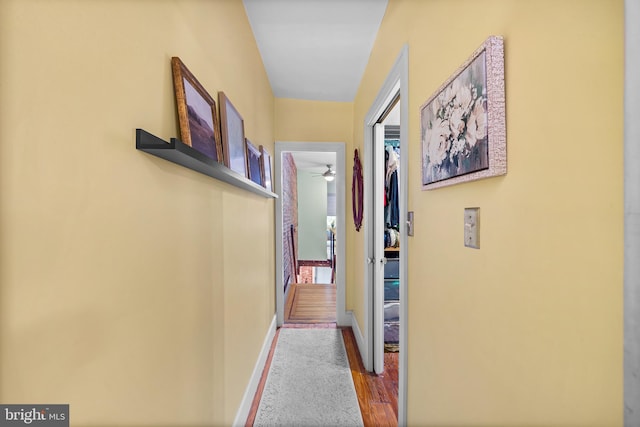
[625,1,640,425]
[363,120,374,371]
[363,44,409,426]
[348,310,367,363]
[363,74,402,372]
[232,315,277,427]
[373,123,386,375]
[398,44,409,427]
[274,143,285,326]
[274,141,348,327]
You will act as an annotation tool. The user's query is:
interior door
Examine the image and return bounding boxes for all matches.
[373,123,386,374]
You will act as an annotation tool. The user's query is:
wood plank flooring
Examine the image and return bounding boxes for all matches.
[246,282,398,427]
[285,283,336,324]
[343,328,398,426]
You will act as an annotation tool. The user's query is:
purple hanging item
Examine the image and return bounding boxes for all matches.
[352,148,364,231]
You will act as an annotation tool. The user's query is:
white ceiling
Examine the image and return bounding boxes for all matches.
[243,0,388,102]
[291,151,337,173]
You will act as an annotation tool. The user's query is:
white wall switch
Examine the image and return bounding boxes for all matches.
[464,208,480,249]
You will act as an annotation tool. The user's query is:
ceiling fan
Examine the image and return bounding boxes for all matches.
[313,164,336,181]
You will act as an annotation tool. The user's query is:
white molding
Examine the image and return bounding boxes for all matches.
[362,119,374,372]
[625,1,640,425]
[348,310,367,362]
[398,44,409,427]
[274,145,285,326]
[363,44,409,426]
[274,142,348,327]
[232,315,277,427]
[363,47,406,371]
[373,123,386,375]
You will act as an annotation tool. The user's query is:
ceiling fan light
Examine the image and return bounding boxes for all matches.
[324,175,335,182]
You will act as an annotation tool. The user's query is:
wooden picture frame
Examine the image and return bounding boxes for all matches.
[259,145,273,192]
[246,139,263,186]
[218,92,247,177]
[171,57,223,162]
[420,36,506,190]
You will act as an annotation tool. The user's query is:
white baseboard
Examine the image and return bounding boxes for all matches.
[347,310,367,367]
[337,309,350,327]
[232,314,277,427]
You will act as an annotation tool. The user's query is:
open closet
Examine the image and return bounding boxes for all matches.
[383,124,400,352]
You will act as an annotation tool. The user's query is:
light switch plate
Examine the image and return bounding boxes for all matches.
[464,208,479,249]
[407,211,414,236]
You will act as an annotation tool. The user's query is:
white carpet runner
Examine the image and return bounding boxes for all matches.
[254,328,364,427]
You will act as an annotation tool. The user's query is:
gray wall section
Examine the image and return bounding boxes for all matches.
[297,170,328,261]
[625,1,640,425]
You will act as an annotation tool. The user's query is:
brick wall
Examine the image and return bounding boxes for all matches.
[299,266,313,284]
[282,153,298,290]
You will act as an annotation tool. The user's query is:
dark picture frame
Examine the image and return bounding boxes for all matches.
[246,139,263,186]
[259,145,273,192]
[218,92,247,177]
[420,36,506,190]
[171,57,223,162]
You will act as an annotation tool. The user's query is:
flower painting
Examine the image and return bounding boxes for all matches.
[422,51,489,185]
[420,36,505,190]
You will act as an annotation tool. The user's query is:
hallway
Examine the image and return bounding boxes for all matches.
[246,283,398,426]
[0,1,630,425]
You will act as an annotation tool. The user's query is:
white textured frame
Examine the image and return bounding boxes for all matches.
[421,35,506,190]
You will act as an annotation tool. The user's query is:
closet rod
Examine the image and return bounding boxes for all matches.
[376,91,400,124]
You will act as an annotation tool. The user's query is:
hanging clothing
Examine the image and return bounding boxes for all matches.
[386,146,399,187]
[386,170,399,229]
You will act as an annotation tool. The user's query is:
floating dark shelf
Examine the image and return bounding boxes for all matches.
[136,129,277,198]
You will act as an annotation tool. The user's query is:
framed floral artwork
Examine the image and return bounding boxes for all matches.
[421,35,506,190]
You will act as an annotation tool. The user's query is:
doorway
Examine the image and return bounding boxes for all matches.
[378,98,401,353]
[363,45,408,425]
[274,142,347,327]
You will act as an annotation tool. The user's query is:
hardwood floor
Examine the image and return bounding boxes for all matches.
[246,282,399,426]
[285,283,337,324]
[343,328,398,426]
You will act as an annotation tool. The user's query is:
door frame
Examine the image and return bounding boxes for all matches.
[274,141,348,327]
[625,1,640,424]
[372,123,386,375]
[363,45,409,425]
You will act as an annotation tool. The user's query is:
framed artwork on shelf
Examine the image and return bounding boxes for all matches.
[260,145,273,192]
[246,139,263,186]
[171,57,223,162]
[219,91,247,178]
[420,35,506,190]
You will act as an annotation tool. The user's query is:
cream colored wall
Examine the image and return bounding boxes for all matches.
[0,1,274,425]
[274,98,353,143]
[354,0,624,425]
[274,98,357,307]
